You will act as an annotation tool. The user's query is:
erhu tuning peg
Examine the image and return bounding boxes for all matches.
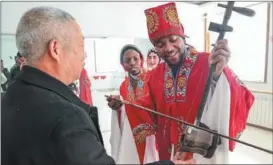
[208,22,233,33]
[218,3,256,17]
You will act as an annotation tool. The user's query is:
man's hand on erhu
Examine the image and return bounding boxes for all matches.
[208,39,231,78]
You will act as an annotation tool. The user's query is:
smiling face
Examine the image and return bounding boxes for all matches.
[154,34,185,65]
[147,52,160,70]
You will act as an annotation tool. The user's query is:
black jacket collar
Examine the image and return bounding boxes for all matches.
[16,66,95,116]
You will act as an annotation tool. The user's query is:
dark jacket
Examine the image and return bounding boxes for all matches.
[9,64,20,83]
[1,66,174,165]
[1,66,114,165]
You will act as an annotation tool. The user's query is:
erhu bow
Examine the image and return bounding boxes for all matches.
[105,95,273,155]
[178,1,259,158]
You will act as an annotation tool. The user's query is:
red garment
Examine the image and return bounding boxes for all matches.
[141,2,255,161]
[188,44,198,54]
[131,52,254,160]
[144,2,185,43]
[118,72,156,164]
[79,68,93,106]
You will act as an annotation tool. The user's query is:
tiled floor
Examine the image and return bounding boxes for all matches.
[92,90,273,164]
[230,126,272,164]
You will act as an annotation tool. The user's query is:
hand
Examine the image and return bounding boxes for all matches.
[172,152,195,164]
[209,39,231,77]
[106,95,123,110]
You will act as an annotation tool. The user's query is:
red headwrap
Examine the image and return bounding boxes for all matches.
[144,2,185,44]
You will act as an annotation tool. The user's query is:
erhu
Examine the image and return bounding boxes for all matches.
[179,2,256,158]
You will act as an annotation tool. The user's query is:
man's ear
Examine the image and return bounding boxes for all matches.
[47,39,62,62]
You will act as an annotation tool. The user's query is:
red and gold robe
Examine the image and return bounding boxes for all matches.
[79,68,93,106]
[131,51,255,163]
[110,72,159,164]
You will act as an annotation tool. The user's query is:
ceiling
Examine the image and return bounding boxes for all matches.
[186,1,211,6]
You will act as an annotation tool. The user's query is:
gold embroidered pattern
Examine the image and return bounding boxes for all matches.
[133,123,155,144]
[150,28,181,43]
[177,76,186,88]
[163,4,180,27]
[164,51,198,102]
[166,78,174,89]
[127,87,144,102]
[145,10,159,34]
[164,65,175,102]
[176,54,198,101]
[127,76,145,102]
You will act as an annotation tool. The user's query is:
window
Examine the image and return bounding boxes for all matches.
[209,2,269,82]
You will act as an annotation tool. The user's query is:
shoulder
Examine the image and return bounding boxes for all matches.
[40,101,89,121]
[120,77,128,88]
[2,84,92,131]
[189,52,210,71]
[196,52,210,62]
[223,66,247,87]
[119,77,129,94]
[35,99,95,139]
[148,63,165,79]
[6,79,82,112]
[50,101,94,132]
[141,70,153,81]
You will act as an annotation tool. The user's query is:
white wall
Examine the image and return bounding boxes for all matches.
[200,2,272,92]
[1,1,204,50]
[1,1,206,90]
[2,2,271,92]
